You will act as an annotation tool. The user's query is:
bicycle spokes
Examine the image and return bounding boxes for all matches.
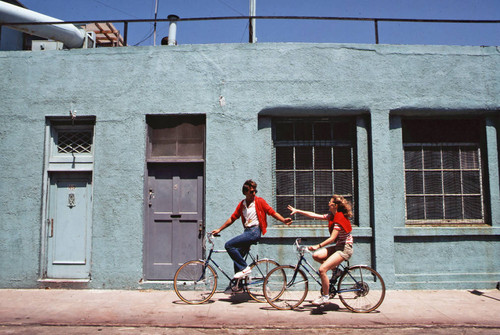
[337,265,385,313]
[174,260,217,304]
[246,259,280,303]
[263,265,308,310]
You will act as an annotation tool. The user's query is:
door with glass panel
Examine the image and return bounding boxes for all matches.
[144,115,205,280]
[44,120,94,280]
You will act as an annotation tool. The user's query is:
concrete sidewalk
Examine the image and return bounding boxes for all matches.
[0,289,499,330]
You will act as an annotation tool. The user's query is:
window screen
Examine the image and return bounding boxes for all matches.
[403,119,486,224]
[273,118,356,225]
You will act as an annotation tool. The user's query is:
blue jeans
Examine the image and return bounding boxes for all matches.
[225,226,261,273]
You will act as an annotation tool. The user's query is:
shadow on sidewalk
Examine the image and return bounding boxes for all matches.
[258,301,371,315]
[469,290,500,302]
[218,293,256,305]
[308,303,340,315]
[171,299,215,305]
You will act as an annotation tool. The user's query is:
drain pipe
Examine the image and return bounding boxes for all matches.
[0,1,85,48]
[167,14,179,45]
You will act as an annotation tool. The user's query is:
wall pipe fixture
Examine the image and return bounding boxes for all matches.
[167,14,179,46]
[0,1,85,48]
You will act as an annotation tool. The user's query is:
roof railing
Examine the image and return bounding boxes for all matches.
[2,15,499,46]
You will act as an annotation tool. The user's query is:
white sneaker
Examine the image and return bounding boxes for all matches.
[312,295,330,306]
[233,266,251,279]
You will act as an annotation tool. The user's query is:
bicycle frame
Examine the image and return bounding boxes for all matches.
[198,234,262,287]
[174,232,281,305]
[289,239,360,295]
[204,249,260,284]
[263,238,386,312]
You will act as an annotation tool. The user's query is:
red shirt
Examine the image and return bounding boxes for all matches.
[230,196,276,235]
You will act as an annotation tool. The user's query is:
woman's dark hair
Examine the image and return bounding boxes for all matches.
[242,179,257,194]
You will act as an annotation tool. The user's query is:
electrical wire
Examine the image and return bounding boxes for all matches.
[217,0,245,16]
[216,0,250,43]
[134,28,155,46]
[240,21,249,43]
[89,0,140,19]
[90,0,158,46]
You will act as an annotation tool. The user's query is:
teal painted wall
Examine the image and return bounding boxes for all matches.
[0,27,24,51]
[0,43,498,289]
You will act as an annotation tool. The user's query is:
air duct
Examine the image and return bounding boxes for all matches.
[0,1,85,49]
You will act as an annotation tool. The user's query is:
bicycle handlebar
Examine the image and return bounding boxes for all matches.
[206,232,220,246]
[294,238,311,255]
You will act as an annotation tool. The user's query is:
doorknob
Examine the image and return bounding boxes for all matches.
[198,221,203,239]
[148,189,155,207]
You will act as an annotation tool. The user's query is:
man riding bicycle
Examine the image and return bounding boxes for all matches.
[212,179,292,285]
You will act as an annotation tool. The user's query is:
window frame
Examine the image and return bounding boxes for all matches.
[146,114,206,163]
[50,125,94,159]
[272,117,357,227]
[47,119,96,171]
[402,118,488,226]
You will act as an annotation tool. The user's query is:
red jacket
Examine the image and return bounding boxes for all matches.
[230,196,276,235]
[327,212,352,234]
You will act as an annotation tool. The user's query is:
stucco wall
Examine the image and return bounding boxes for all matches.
[0,43,498,289]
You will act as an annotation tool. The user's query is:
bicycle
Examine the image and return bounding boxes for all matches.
[263,238,385,313]
[173,232,279,304]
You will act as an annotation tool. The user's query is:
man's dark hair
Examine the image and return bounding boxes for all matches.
[242,179,257,194]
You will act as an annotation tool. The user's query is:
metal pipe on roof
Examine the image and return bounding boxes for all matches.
[167,14,179,46]
[0,0,85,48]
[249,0,256,43]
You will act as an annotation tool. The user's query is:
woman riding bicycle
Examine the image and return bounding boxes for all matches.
[288,195,353,306]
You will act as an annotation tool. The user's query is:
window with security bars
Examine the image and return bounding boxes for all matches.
[273,118,356,225]
[403,118,486,225]
[57,130,93,154]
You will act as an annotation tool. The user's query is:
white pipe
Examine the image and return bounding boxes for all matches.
[167,15,179,46]
[249,0,256,43]
[0,1,85,48]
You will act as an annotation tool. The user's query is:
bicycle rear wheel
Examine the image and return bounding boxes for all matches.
[245,259,279,303]
[173,260,217,304]
[263,265,308,310]
[337,265,385,313]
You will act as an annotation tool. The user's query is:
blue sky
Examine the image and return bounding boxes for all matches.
[19,0,500,46]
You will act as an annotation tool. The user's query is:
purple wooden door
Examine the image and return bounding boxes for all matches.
[145,163,203,280]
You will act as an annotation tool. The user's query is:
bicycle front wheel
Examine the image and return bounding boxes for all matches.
[173,260,217,304]
[245,259,279,303]
[263,265,308,310]
[337,265,385,313]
